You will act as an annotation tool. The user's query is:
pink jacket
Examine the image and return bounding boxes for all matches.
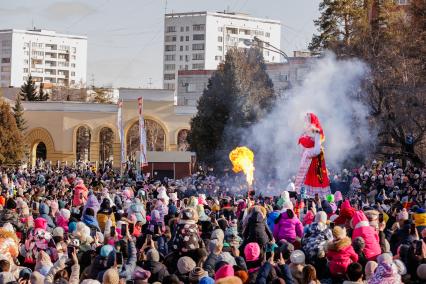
[273,211,303,243]
[72,183,88,207]
[351,211,381,260]
[326,238,359,276]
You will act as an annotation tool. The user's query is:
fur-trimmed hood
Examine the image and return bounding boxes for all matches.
[327,236,352,251]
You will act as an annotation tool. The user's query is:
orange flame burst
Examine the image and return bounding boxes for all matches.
[229,146,255,185]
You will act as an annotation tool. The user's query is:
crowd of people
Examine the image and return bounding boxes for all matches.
[0,159,424,284]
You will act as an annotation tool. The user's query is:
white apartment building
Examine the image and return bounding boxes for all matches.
[163,11,281,89]
[0,29,87,88]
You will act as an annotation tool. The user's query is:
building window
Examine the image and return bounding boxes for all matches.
[180,46,183,51]
[218,46,223,51]
[192,44,205,50]
[164,73,175,80]
[218,27,223,32]
[185,65,188,70]
[71,63,76,68]
[192,63,204,70]
[1,58,10,63]
[180,36,184,42]
[218,36,223,42]
[71,72,75,76]
[179,55,183,61]
[23,59,29,64]
[215,56,222,61]
[192,53,204,60]
[279,73,288,81]
[166,26,176,33]
[71,47,77,53]
[193,24,205,31]
[180,26,184,32]
[1,66,11,72]
[193,34,205,40]
[22,67,28,73]
[59,45,70,51]
[186,36,189,41]
[185,45,189,51]
[266,32,271,37]
[31,51,44,57]
[164,64,175,71]
[186,26,189,31]
[31,42,43,48]
[185,55,189,61]
[165,54,175,61]
[165,45,176,51]
[165,35,177,42]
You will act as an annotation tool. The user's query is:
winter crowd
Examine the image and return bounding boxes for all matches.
[0,159,425,284]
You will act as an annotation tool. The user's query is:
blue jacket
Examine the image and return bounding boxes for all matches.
[267,211,280,232]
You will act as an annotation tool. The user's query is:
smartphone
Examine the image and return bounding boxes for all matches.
[67,246,75,259]
[128,223,134,235]
[146,234,152,243]
[110,226,116,237]
[90,227,97,238]
[330,222,335,229]
[416,240,423,255]
[116,252,123,265]
[379,213,384,223]
[121,223,127,235]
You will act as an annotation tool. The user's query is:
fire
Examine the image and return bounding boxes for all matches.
[229,146,255,185]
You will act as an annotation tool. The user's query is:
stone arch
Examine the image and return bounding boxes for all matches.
[176,128,190,151]
[74,124,92,162]
[124,115,169,151]
[93,124,118,142]
[25,127,56,165]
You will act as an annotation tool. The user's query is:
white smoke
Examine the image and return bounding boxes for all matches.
[246,53,373,191]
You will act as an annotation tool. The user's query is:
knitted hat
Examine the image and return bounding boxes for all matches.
[34,217,47,230]
[417,264,426,280]
[290,250,305,265]
[211,228,225,243]
[215,264,234,280]
[52,227,64,238]
[177,256,196,274]
[244,242,260,262]
[332,226,347,240]
[199,276,215,284]
[397,208,408,221]
[365,261,378,280]
[6,198,17,209]
[146,248,160,262]
[189,267,208,282]
[60,208,71,220]
[216,276,242,284]
[314,211,327,224]
[234,270,249,283]
[100,244,114,257]
[132,267,151,281]
[103,268,119,284]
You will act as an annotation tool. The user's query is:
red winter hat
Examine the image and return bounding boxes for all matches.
[215,264,234,280]
[34,217,47,230]
[244,242,260,262]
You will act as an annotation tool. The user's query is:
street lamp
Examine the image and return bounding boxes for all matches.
[243,36,289,62]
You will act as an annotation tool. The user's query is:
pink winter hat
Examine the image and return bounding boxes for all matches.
[244,242,260,262]
[34,217,47,230]
[215,264,234,280]
[334,191,343,202]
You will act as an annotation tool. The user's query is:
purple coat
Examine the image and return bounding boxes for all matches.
[273,212,303,243]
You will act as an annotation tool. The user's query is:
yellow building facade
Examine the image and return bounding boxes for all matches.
[21,88,197,178]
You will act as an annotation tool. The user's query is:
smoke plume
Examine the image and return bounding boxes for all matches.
[245,53,373,193]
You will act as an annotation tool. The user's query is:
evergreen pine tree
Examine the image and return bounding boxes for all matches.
[38,84,49,101]
[13,94,27,132]
[188,48,275,166]
[0,98,25,164]
[20,75,38,101]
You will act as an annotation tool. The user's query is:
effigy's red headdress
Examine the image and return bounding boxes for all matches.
[298,113,325,148]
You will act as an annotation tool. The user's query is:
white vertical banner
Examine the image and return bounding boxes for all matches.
[138,97,148,168]
[117,99,125,166]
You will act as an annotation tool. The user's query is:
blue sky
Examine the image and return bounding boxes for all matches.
[0,0,321,88]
